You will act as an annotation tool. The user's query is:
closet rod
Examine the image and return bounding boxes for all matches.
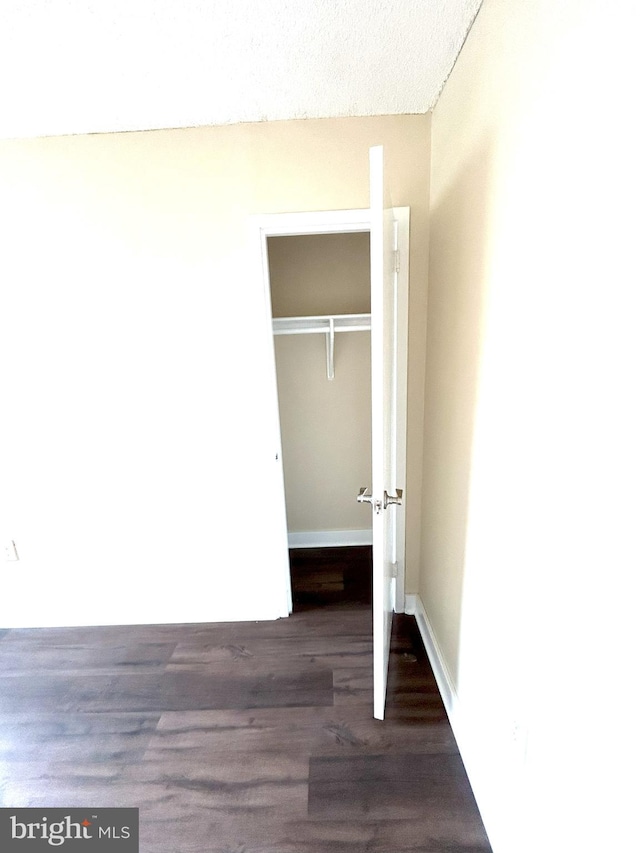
[272,313,371,336]
[272,313,371,381]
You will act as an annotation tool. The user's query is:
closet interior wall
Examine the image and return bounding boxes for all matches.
[268,232,372,545]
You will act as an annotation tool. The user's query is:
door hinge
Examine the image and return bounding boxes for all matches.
[394,250,400,274]
[391,561,398,578]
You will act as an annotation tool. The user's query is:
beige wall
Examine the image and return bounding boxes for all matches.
[269,233,371,535]
[275,334,372,534]
[269,232,370,316]
[0,113,430,627]
[424,0,637,850]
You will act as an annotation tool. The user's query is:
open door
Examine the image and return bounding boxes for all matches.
[254,186,408,720]
[361,145,403,720]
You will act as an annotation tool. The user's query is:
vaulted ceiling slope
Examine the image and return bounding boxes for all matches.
[0,0,482,139]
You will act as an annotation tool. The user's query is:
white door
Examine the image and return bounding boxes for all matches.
[366,145,403,720]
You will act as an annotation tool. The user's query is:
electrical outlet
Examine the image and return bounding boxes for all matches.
[3,540,19,561]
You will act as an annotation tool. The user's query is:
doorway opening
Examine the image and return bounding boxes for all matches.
[267,231,373,611]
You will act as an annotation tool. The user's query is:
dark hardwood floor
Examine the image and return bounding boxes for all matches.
[0,548,491,852]
[289,546,373,609]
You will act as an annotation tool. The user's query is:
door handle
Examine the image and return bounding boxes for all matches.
[357,487,382,513]
[358,487,401,514]
[383,488,403,509]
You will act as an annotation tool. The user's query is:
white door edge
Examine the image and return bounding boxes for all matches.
[393,206,410,613]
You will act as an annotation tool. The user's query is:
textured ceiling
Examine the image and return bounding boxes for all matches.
[0,0,482,139]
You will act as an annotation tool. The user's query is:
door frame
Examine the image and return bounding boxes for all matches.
[251,207,409,615]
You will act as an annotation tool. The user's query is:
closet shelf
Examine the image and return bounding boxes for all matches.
[272,313,371,381]
[272,313,371,336]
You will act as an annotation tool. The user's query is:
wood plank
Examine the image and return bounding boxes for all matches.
[0,713,160,764]
[308,752,483,821]
[0,641,177,674]
[0,666,334,713]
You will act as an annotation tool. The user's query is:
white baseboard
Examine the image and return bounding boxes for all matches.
[288,529,373,548]
[404,593,502,853]
[404,593,456,714]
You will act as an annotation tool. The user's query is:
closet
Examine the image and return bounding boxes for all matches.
[268,231,373,608]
